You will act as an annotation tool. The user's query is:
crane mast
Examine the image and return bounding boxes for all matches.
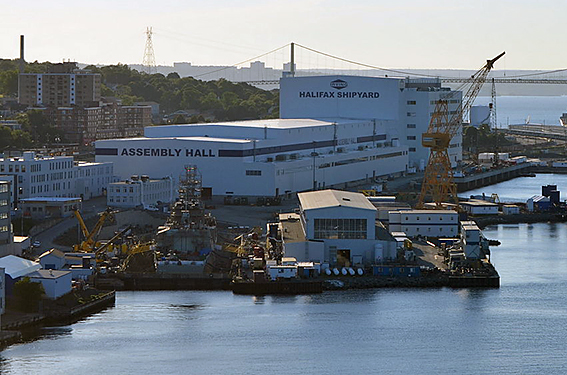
[418,52,505,208]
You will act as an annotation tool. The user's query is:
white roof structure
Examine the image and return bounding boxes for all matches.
[0,255,41,278]
[298,189,376,211]
[28,269,71,280]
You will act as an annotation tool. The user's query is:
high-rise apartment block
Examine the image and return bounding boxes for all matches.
[18,62,101,107]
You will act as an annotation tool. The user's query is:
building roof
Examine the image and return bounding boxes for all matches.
[398,209,457,215]
[298,190,376,211]
[0,255,42,278]
[39,248,65,259]
[21,197,82,203]
[27,269,71,279]
[461,199,498,207]
[279,213,306,244]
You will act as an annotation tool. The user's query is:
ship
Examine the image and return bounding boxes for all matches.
[155,165,217,262]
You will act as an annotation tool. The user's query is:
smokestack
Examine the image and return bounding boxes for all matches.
[19,35,25,73]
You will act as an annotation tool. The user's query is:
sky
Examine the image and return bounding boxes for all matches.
[1,0,565,71]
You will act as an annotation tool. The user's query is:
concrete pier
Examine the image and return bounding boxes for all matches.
[455,164,532,192]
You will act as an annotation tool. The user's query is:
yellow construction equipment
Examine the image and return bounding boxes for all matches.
[418,52,505,208]
[73,208,115,252]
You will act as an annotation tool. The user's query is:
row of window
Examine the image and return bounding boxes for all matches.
[313,219,368,240]
[0,184,8,193]
[0,213,7,220]
[0,226,8,233]
[246,170,262,176]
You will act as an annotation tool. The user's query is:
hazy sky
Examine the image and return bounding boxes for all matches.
[2,0,565,71]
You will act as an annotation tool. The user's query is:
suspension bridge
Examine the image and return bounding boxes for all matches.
[143,30,567,89]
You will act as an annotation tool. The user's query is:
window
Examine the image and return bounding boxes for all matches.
[246,170,262,176]
[406,112,416,117]
[313,218,367,239]
[409,147,416,152]
[407,124,416,129]
[407,136,416,140]
[407,100,416,105]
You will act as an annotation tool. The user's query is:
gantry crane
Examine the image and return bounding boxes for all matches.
[417,52,505,208]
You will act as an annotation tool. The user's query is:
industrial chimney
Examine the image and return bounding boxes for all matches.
[19,35,25,73]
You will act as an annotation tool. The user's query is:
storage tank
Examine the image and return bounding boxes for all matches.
[470,105,490,127]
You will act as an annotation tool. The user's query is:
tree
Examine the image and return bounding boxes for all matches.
[0,126,12,151]
[13,277,45,312]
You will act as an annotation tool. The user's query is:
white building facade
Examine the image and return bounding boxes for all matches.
[388,209,459,238]
[107,176,174,208]
[0,181,11,246]
[0,152,114,204]
[95,75,462,197]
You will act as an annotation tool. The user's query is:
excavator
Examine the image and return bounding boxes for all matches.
[73,208,116,253]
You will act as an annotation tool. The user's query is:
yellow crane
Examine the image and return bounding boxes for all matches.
[73,208,115,252]
[418,52,505,208]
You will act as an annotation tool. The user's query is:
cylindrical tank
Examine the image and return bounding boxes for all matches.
[348,268,355,276]
[333,268,340,276]
[357,268,364,276]
[325,269,332,276]
[341,267,348,276]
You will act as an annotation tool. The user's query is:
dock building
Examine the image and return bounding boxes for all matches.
[95,75,462,198]
[388,209,459,238]
[275,190,398,266]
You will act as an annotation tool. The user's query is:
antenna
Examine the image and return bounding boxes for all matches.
[142,27,156,74]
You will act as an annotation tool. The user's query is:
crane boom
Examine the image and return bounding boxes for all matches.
[418,52,505,208]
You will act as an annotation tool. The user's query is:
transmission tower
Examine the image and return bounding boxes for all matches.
[142,27,156,74]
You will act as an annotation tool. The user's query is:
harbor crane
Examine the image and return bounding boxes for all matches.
[73,208,115,252]
[417,52,505,208]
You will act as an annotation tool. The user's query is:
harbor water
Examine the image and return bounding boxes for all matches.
[475,95,567,127]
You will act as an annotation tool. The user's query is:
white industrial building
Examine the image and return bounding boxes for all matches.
[74,161,115,200]
[460,221,487,259]
[0,152,113,205]
[0,181,10,246]
[95,75,462,197]
[28,269,72,299]
[388,209,459,238]
[460,200,499,216]
[277,190,397,266]
[107,176,174,208]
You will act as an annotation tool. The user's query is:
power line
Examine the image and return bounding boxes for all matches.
[193,43,290,78]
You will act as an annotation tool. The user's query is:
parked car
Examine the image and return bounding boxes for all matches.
[32,240,41,248]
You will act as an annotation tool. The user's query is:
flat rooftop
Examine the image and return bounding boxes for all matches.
[21,197,81,203]
[278,213,306,243]
[299,189,376,211]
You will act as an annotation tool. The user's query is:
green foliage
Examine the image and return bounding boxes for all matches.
[96,65,279,121]
[0,69,18,96]
[463,124,511,153]
[13,277,45,312]
[16,110,65,145]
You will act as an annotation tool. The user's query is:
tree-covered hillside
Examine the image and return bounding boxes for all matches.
[0,59,280,122]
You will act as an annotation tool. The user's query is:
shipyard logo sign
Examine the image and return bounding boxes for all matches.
[330,79,348,90]
[120,148,216,157]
